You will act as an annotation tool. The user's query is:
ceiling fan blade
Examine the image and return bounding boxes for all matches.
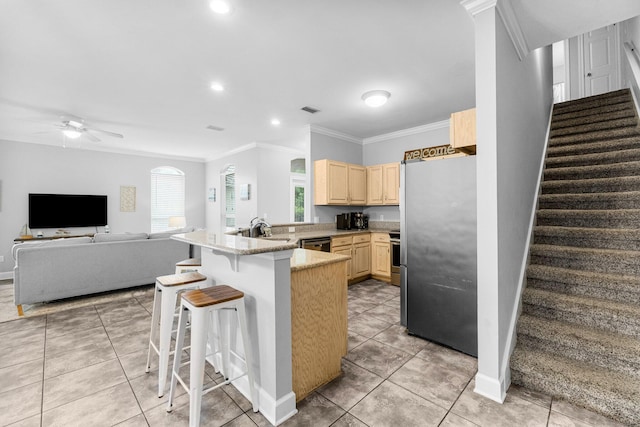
[83,130,101,143]
[86,127,123,139]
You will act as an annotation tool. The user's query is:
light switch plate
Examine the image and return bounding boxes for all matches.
[0,255,4,263]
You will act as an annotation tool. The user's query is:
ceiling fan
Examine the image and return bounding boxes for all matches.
[55,118,124,142]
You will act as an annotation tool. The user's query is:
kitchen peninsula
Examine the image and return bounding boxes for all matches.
[171,230,349,426]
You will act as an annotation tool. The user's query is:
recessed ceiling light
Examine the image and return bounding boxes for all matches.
[362,90,391,108]
[271,119,281,126]
[210,82,224,92]
[209,0,232,14]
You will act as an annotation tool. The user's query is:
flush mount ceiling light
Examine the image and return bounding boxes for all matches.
[362,90,391,108]
[271,118,281,126]
[209,0,232,14]
[210,82,224,92]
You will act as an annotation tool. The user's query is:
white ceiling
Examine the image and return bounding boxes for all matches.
[0,0,476,161]
[1,1,638,162]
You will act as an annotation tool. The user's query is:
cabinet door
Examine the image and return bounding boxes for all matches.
[332,245,352,279]
[352,242,371,278]
[382,162,400,205]
[372,241,391,276]
[328,161,349,204]
[366,165,384,205]
[450,108,476,149]
[348,165,367,205]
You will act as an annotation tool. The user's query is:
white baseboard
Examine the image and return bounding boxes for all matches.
[474,372,507,403]
[0,271,13,281]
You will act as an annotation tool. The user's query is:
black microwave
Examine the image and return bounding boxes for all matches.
[336,213,351,230]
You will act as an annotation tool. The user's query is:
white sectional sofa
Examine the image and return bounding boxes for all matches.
[12,230,196,314]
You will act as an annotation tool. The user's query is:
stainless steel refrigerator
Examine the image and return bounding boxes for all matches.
[400,155,477,356]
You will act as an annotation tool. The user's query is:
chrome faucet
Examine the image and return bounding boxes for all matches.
[249,217,271,238]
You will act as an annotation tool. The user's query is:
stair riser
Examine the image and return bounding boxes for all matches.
[549,127,640,147]
[533,233,640,251]
[538,197,640,210]
[547,138,640,158]
[552,102,634,127]
[545,149,640,168]
[529,252,640,275]
[541,179,640,194]
[510,370,637,426]
[515,335,640,379]
[521,303,640,338]
[526,278,640,304]
[536,215,640,228]
[544,165,640,181]
[550,117,638,138]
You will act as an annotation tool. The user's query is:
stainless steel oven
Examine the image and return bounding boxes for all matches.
[389,230,400,286]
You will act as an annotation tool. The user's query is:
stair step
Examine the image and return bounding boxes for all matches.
[553,90,631,115]
[533,225,640,251]
[541,175,640,194]
[527,264,640,304]
[550,117,638,139]
[549,126,640,147]
[529,243,640,276]
[546,136,640,158]
[545,147,640,168]
[536,208,640,228]
[510,346,640,426]
[521,286,640,338]
[516,314,640,378]
[544,160,640,181]
[538,191,640,210]
[552,101,635,126]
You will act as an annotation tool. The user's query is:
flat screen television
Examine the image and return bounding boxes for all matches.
[29,193,107,228]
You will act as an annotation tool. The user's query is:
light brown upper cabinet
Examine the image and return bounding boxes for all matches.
[314,160,367,205]
[366,162,400,205]
[450,107,476,149]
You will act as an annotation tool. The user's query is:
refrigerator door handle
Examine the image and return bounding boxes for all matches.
[400,265,407,326]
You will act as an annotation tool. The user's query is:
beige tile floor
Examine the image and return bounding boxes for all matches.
[0,278,628,427]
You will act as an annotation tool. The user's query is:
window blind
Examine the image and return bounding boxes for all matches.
[151,167,185,232]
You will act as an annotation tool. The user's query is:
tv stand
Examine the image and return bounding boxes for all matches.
[14,233,95,242]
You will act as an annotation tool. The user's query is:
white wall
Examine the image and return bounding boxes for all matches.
[309,130,363,224]
[473,7,553,402]
[362,123,451,222]
[0,140,206,275]
[205,144,305,232]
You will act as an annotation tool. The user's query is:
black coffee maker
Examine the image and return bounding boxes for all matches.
[351,212,368,230]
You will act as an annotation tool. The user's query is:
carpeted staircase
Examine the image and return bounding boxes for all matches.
[510,89,640,426]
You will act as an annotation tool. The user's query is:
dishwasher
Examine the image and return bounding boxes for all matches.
[299,237,331,252]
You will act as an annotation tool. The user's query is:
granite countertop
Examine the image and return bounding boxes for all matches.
[266,228,389,245]
[290,248,350,272]
[172,230,298,255]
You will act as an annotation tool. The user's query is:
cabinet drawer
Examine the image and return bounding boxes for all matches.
[353,234,370,244]
[371,233,390,243]
[331,236,353,247]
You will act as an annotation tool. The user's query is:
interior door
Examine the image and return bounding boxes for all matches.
[583,24,620,96]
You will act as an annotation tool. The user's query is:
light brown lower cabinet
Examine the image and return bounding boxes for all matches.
[371,233,391,280]
[291,258,348,401]
[331,234,371,283]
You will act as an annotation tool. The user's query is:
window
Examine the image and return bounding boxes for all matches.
[150,166,185,232]
[223,165,236,228]
[290,159,306,223]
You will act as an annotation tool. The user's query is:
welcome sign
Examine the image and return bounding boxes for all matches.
[404,144,475,162]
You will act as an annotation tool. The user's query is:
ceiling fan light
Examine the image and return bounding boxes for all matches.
[362,90,391,108]
[62,129,82,139]
[209,0,232,14]
[67,120,83,128]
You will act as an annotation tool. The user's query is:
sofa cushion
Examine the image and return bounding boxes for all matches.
[148,226,194,239]
[93,232,149,243]
[12,236,93,260]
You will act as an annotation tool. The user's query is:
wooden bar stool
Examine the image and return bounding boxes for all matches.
[175,258,202,274]
[146,271,208,397]
[166,285,258,426]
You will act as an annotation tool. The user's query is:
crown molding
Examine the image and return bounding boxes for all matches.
[363,119,451,144]
[309,124,362,145]
[461,0,529,61]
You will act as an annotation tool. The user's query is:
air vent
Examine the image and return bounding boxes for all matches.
[206,125,225,131]
[301,106,320,114]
